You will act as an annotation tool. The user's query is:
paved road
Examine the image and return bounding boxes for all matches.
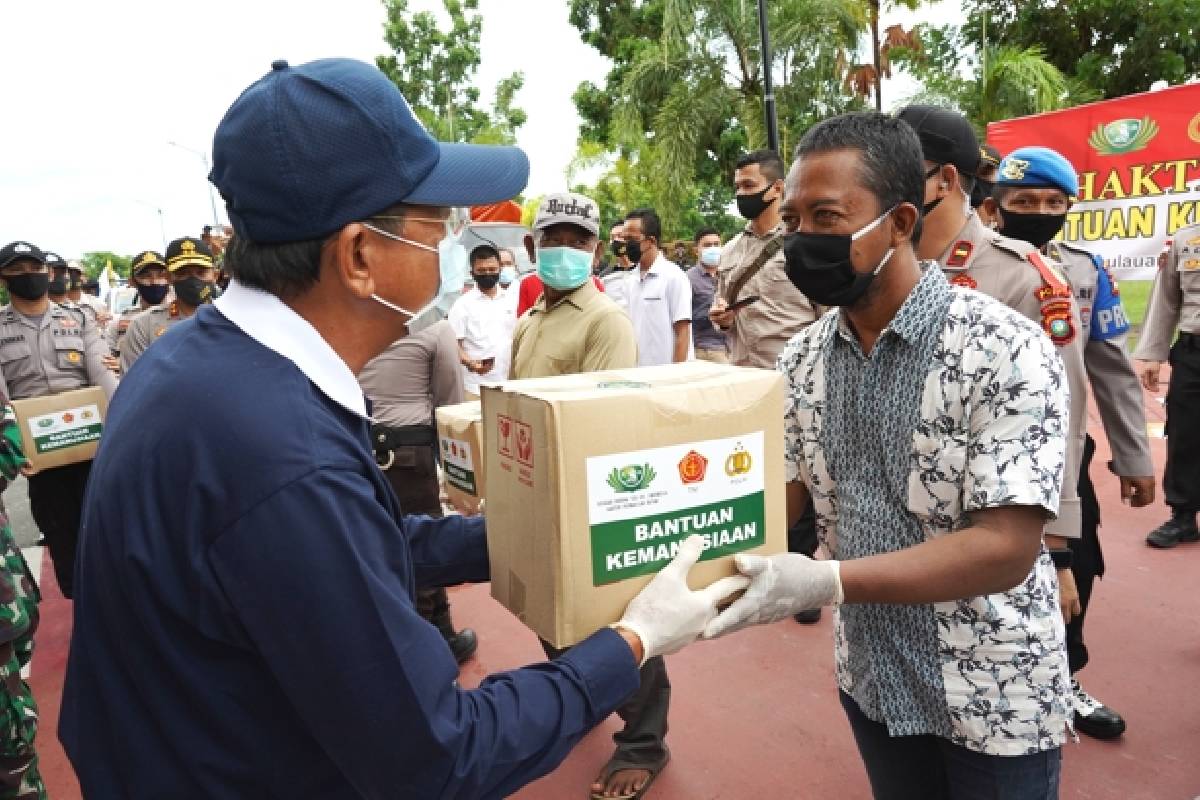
[4,475,39,548]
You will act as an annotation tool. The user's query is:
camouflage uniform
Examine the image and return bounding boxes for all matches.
[0,404,44,799]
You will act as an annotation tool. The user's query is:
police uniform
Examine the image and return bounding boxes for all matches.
[1134,222,1200,544]
[119,238,214,373]
[109,250,167,357]
[45,252,98,327]
[0,241,117,600]
[937,212,1088,543]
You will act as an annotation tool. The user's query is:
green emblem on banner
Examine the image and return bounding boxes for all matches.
[607,464,656,493]
[1088,116,1159,156]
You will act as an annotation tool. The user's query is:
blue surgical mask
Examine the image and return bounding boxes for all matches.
[537,246,594,291]
[499,266,517,287]
[700,245,721,267]
[363,223,466,322]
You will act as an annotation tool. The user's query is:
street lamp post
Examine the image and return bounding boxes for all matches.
[129,198,168,249]
[168,140,222,228]
[756,0,780,154]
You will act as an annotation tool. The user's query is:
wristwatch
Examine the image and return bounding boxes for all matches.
[1048,548,1073,570]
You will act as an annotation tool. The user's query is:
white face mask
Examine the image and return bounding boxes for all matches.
[362,221,466,322]
[700,245,721,267]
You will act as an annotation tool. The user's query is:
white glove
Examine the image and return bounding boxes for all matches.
[616,534,750,665]
[702,553,843,640]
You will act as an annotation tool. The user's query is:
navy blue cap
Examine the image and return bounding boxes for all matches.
[0,241,45,270]
[896,104,980,177]
[997,146,1079,199]
[209,58,530,243]
[43,251,68,270]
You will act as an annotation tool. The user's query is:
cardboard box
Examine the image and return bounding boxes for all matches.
[436,401,485,515]
[482,361,787,648]
[11,386,108,473]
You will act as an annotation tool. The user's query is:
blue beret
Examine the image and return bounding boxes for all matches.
[996,146,1079,198]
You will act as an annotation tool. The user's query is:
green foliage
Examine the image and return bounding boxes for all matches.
[79,252,131,281]
[376,0,527,145]
[568,0,867,238]
[961,0,1200,100]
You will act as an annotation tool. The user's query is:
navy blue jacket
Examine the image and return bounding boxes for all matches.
[60,305,638,798]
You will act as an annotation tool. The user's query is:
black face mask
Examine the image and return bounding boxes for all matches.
[970,178,995,209]
[922,165,944,216]
[736,185,776,220]
[136,283,170,305]
[998,209,1067,249]
[783,209,895,308]
[610,240,627,259]
[5,273,50,301]
[174,276,214,307]
[68,275,82,291]
[472,272,500,290]
[47,276,68,295]
[624,239,643,264]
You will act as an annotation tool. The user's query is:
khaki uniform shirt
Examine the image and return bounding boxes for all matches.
[1048,242,1153,477]
[1133,222,1200,362]
[107,304,148,355]
[357,321,463,428]
[0,303,117,401]
[120,303,190,374]
[509,280,638,379]
[715,222,818,369]
[937,213,1086,540]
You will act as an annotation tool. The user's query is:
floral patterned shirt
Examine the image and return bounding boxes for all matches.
[778,264,1072,756]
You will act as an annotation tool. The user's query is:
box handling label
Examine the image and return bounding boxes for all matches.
[27,404,103,454]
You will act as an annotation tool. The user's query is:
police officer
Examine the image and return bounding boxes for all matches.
[44,252,90,319]
[995,145,1155,739]
[120,236,216,373]
[357,319,478,664]
[66,261,110,325]
[1134,221,1200,549]
[0,241,117,598]
[972,143,1002,229]
[900,105,1090,643]
[109,250,170,357]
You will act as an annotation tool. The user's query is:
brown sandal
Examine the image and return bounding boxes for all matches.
[587,746,670,800]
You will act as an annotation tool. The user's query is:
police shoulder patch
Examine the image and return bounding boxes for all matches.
[945,240,973,268]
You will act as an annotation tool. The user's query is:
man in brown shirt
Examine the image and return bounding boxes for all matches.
[709,149,818,369]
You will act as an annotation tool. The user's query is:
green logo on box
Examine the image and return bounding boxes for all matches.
[607,464,656,493]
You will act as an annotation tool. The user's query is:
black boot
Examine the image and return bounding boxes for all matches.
[1146,511,1199,549]
[421,588,478,665]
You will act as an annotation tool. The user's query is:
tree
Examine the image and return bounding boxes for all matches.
[376,0,527,145]
[960,0,1200,100]
[80,252,132,281]
[569,0,867,237]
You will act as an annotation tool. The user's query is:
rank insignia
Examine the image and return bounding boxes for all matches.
[66,350,82,364]
[1001,157,1030,181]
[949,273,977,290]
[946,241,973,268]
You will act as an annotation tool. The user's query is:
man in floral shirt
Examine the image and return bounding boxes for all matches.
[706,112,1071,798]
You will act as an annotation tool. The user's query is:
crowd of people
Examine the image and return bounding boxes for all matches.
[0,55,1195,800]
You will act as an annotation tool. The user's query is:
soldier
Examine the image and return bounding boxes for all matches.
[120,236,216,373]
[994,145,1155,740]
[108,250,170,358]
[901,105,1090,650]
[0,241,117,599]
[1134,221,1200,549]
[357,320,478,664]
[0,397,44,798]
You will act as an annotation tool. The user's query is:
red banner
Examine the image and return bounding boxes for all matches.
[987,83,1200,280]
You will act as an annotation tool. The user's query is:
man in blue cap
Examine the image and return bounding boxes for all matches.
[60,58,745,799]
[994,145,1155,740]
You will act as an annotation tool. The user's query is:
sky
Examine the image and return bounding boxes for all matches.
[0,0,958,258]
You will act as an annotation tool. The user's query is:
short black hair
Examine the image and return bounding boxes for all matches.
[693,226,719,243]
[735,149,786,183]
[625,208,662,242]
[470,245,500,266]
[794,112,925,244]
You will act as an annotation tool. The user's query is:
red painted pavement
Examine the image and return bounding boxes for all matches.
[27,383,1200,799]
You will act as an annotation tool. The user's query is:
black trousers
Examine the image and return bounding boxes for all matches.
[380,443,453,624]
[788,497,820,557]
[1164,334,1200,513]
[27,460,92,599]
[1067,435,1103,675]
[540,639,670,766]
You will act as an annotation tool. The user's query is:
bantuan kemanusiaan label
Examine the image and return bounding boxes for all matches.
[585,431,765,585]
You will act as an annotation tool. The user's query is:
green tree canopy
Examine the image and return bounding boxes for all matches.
[80,252,131,281]
[376,0,527,145]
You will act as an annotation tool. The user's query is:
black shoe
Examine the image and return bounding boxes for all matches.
[793,608,822,624]
[447,628,478,665]
[1072,679,1126,739]
[1145,516,1200,548]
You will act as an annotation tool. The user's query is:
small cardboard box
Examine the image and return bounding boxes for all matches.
[11,386,108,473]
[482,361,787,648]
[436,401,486,515]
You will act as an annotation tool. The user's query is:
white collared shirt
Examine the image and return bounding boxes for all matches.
[446,287,517,393]
[214,280,368,419]
[624,253,693,366]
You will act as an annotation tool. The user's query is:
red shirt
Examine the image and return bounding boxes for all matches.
[516,274,606,317]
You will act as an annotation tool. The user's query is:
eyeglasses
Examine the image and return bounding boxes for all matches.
[369,213,466,243]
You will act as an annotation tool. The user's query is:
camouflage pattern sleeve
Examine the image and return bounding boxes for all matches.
[0,405,26,485]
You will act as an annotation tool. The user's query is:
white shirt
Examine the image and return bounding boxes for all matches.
[214,280,368,419]
[601,270,631,312]
[624,253,693,366]
[447,286,517,393]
